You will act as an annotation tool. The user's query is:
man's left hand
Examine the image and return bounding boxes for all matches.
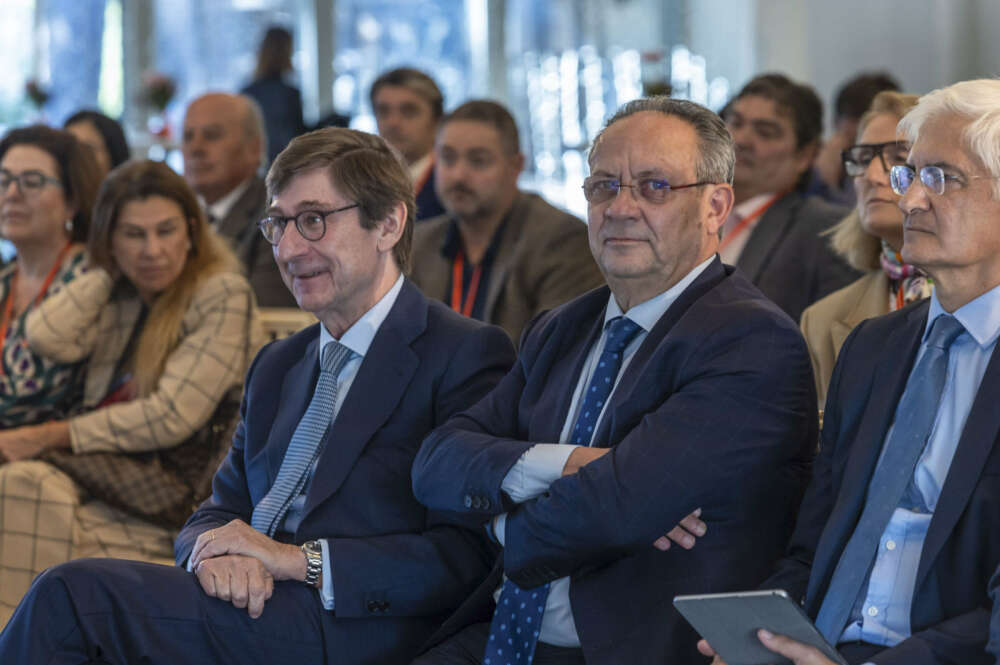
[190,519,306,582]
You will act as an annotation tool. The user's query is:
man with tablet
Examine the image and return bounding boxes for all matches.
[701,78,1000,665]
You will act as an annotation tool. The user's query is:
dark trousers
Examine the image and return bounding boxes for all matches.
[413,621,586,665]
[0,558,326,665]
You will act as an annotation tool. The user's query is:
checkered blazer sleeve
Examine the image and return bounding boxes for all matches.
[67,271,262,454]
[25,268,115,363]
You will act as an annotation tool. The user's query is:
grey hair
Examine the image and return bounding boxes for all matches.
[589,96,735,185]
[898,79,1000,199]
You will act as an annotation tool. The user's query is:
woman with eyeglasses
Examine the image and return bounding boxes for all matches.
[0,126,100,428]
[0,160,263,627]
[800,91,929,406]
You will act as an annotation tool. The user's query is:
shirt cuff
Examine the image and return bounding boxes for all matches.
[500,444,577,502]
[319,539,334,610]
[494,513,507,546]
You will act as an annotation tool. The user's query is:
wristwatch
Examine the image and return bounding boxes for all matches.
[301,540,323,588]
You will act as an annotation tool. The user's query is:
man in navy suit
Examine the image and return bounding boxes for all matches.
[410,97,817,665]
[702,79,1000,665]
[0,128,515,664]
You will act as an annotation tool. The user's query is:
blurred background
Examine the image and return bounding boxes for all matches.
[4,0,999,215]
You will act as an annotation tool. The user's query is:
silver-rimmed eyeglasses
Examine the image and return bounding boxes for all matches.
[258,204,359,245]
[0,169,62,197]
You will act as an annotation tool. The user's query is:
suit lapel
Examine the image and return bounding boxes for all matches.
[302,281,424,516]
[415,221,452,303]
[483,195,528,320]
[916,340,1000,589]
[736,194,799,282]
[597,259,726,446]
[264,334,321,482]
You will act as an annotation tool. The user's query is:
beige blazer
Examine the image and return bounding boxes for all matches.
[26,268,263,454]
[410,192,605,344]
[800,270,890,406]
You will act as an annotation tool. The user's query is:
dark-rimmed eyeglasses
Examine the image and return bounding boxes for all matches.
[582,177,712,205]
[841,141,910,177]
[0,169,62,197]
[258,204,359,245]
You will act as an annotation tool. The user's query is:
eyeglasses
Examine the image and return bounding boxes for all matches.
[581,177,711,205]
[258,204,359,245]
[888,165,1000,196]
[0,169,62,197]
[842,141,909,177]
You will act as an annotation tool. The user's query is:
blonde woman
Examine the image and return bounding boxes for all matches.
[0,160,263,626]
[800,91,928,405]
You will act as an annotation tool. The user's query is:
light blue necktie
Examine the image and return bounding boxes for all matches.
[814,314,965,644]
[483,316,642,665]
[251,340,354,537]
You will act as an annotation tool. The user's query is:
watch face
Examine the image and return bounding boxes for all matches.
[303,540,322,554]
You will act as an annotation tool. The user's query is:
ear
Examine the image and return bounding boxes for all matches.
[794,139,821,174]
[510,152,525,177]
[375,200,407,256]
[703,183,734,236]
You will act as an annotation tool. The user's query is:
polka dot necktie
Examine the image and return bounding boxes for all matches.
[483,316,642,665]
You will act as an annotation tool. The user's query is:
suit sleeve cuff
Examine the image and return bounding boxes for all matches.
[500,444,577,502]
[494,513,507,547]
[319,539,334,610]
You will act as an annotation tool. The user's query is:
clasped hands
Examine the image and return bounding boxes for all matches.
[189,519,308,619]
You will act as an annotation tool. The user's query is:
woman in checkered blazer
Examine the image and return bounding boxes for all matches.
[0,160,264,628]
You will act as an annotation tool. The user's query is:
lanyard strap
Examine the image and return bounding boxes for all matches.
[0,243,74,376]
[449,250,483,318]
[719,191,788,251]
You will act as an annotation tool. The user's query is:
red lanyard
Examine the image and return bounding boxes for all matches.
[0,243,74,376]
[719,191,788,251]
[450,250,482,318]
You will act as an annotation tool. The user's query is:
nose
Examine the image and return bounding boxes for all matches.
[898,175,930,215]
[0,178,22,199]
[142,233,165,257]
[274,220,310,261]
[864,155,891,185]
[603,183,642,218]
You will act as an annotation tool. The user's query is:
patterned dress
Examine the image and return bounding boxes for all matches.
[0,246,88,429]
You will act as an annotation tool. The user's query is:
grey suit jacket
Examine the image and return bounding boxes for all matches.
[214,177,297,308]
[736,192,860,322]
[409,192,605,344]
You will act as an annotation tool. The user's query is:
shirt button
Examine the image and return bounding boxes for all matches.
[886,540,896,551]
[867,606,879,617]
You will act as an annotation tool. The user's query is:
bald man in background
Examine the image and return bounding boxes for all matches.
[182,92,295,307]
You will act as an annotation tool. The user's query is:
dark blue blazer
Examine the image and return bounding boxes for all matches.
[766,299,1000,665]
[176,279,515,664]
[412,258,817,665]
[242,75,306,165]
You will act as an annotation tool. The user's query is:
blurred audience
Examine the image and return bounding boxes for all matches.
[63,109,131,180]
[0,126,98,429]
[801,91,924,405]
[410,100,603,343]
[371,67,447,220]
[182,92,294,306]
[721,73,859,321]
[241,25,307,166]
[809,72,900,206]
[0,160,262,628]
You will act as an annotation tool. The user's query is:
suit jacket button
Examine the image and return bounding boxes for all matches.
[366,600,378,613]
[464,495,473,509]
[381,601,390,612]
[472,496,483,510]
[481,498,491,510]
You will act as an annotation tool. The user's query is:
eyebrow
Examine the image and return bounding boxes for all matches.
[267,199,336,215]
[118,216,183,230]
[908,160,965,174]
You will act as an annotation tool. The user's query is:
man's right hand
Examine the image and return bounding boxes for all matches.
[195,553,274,619]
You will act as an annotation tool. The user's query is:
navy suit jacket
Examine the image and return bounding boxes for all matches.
[176,279,515,664]
[415,165,446,221]
[412,258,817,664]
[766,299,1000,665]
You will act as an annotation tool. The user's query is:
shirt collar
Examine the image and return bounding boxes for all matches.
[203,178,253,223]
[319,274,405,361]
[604,255,715,332]
[408,152,433,184]
[924,282,1000,348]
[732,192,777,219]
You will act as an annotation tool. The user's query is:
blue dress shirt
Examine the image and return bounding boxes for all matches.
[839,283,1000,647]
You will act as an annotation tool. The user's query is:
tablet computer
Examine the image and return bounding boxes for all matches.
[673,589,848,665]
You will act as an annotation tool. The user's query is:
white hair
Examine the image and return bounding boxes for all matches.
[898,78,1000,199]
